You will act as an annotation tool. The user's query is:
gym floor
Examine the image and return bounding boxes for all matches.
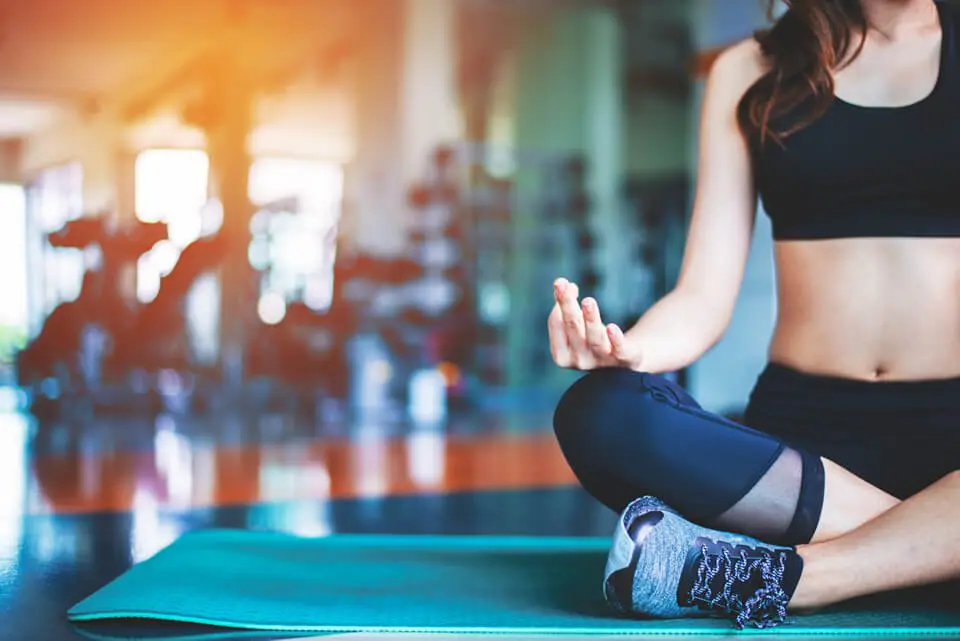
[0,403,622,641]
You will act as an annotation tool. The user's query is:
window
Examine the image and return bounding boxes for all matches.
[248,158,343,318]
[24,162,84,335]
[134,149,210,303]
[0,184,27,369]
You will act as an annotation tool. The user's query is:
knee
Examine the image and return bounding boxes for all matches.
[553,370,622,439]
[552,368,673,460]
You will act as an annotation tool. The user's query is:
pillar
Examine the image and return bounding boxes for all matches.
[343,0,405,255]
[206,72,255,386]
[344,0,461,256]
[399,0,461,186]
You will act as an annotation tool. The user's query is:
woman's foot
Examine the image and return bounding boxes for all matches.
[604,497,804,629]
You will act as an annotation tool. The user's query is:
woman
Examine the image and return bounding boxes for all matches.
[550,0,960,630]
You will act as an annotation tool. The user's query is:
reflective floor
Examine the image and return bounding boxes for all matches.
[0,406,619,641]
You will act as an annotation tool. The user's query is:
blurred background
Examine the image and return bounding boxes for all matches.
[0,1,784,638]
[0,0,782,421]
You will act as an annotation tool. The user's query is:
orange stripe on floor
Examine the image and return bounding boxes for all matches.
[26,431,579,516]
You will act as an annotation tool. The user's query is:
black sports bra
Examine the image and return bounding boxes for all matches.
[753,0,960,240]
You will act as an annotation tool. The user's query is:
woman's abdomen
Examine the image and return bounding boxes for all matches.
[769,237,960,381]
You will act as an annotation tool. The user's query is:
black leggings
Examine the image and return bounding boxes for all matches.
[553,365,960,546]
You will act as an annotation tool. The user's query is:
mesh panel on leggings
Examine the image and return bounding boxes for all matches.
[709,447,803,544]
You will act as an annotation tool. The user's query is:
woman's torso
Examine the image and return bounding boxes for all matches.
[755,0,960,382]
[769,238,960,380]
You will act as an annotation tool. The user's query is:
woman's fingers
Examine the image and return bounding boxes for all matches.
[553,278,630,370]
[558,281,587,351]
[548,302,571,366]
[582,297,611,355]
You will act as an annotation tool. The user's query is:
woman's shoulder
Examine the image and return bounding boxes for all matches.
[708,37,767,96]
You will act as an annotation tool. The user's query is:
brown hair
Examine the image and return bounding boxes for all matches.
[737,0,868,146]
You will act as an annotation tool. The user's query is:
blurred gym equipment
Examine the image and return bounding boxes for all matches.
[17,216,170,415]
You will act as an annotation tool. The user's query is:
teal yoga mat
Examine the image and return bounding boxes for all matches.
[70,530,960,636]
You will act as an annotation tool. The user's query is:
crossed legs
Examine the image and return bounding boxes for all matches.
[553,368,958,614]
[793,470,960,609]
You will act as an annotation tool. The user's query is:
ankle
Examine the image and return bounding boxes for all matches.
[787,544,817,610]
[788,543,846,610]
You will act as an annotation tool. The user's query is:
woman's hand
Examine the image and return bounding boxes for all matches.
[548,278,641,371]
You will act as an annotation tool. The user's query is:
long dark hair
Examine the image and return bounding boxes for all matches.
[738,0,868,146]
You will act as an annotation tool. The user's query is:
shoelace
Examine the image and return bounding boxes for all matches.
[687,543,790,629]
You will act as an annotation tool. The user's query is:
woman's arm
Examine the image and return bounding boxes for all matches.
[621,40,766,373]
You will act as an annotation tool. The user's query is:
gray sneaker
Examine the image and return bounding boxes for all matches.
[603,496,804,629]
